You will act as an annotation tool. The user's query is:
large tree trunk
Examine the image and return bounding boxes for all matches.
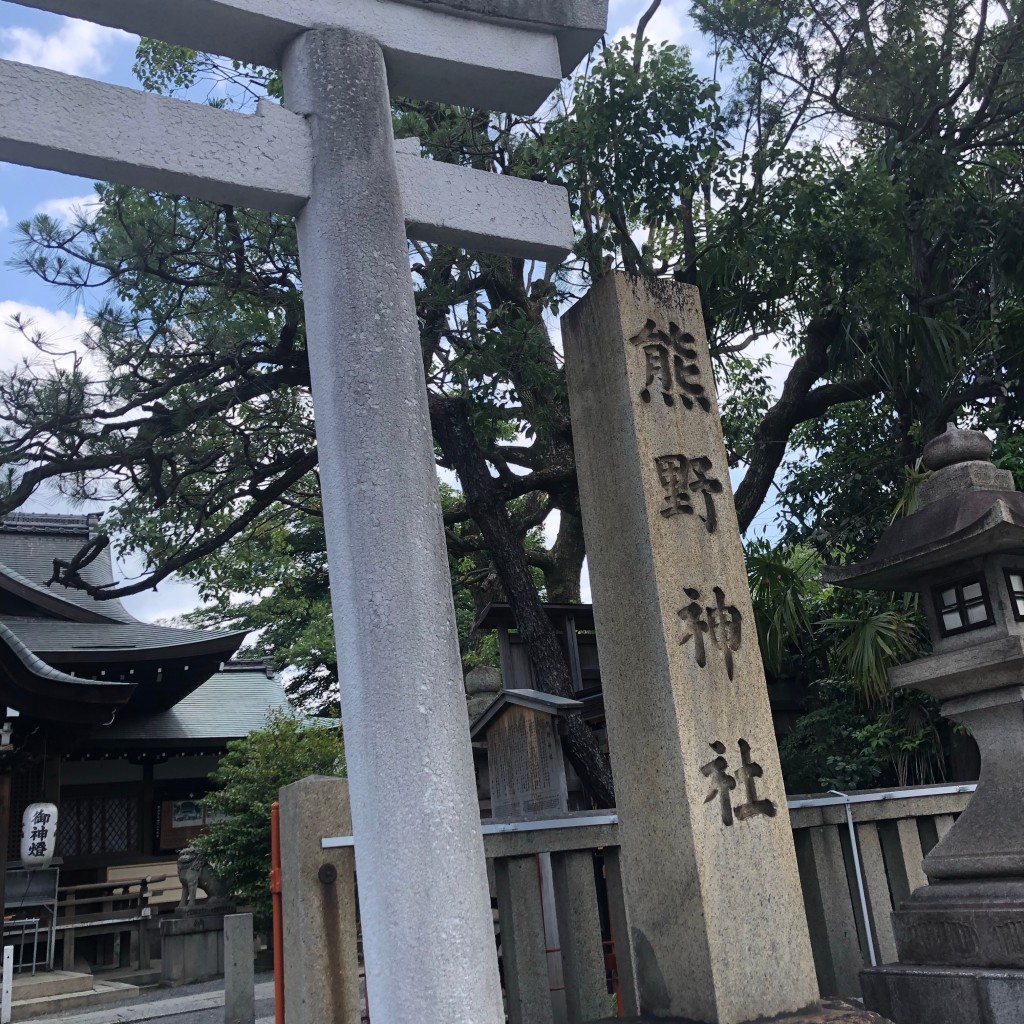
[430,394,615,808]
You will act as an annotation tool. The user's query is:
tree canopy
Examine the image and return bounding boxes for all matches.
[3,0,1023,792]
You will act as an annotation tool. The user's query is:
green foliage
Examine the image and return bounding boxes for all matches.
[745,540,820,677]
[543,36,726,277]
[183,484,506,710]
[777,678,888,793]
[778,678,948,793]
[745,536,945,792]
[6,4,1024,799]
[197,710,344,929]
[823,595,924,703]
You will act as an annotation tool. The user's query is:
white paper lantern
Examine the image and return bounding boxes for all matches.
[21,803,58,868]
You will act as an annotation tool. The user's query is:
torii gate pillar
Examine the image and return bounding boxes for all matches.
[284,29,504,1024]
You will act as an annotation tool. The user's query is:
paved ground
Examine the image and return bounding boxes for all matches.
[28,973,276,1024]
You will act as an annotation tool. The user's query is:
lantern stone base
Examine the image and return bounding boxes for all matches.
[861,963,1024,1024]
[892,879,1024,969]
[588,1001,893,1023]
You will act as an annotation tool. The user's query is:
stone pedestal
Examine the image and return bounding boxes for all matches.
[160,906,229,985]
[225,913,255,1024]
[861,686,1024,1022]
[891,879,1024,968]
[589,1001,893,1023]
[861,964,1024,1024]
[562,274,817,1023]
[279,776,360,1024]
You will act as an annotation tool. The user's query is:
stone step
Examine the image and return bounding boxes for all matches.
[11,972,94,999]
[98,966,161,988]
[11,980,138,1021]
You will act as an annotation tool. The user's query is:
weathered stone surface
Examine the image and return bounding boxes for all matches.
[160,912,226,984]
[394,0,605,30]
[894,901,1024,969]
[923,427,994,471]
[0,63,310,214]
[9,0,570,112]
[278,776,360,1024]
[283,31,504,1024]
[224,913,255,1024]
[0,60,573,261]
[862,963,1024,1024]
[917,462,1014,507]
[920,687,1024,880]
[588,1005,893,1024]
[466,666,505,723]
[889,636,1024,699]
[465,665,503,694]
[391,0,608,72]
[562,273,817,1023]
[892,879,1024,970]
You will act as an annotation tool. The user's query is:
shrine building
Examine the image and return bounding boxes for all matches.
[0,512,290,891]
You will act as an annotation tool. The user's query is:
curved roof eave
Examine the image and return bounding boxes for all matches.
[822,499,1024,590]
[0,562,123,623]
[0,621,136,723]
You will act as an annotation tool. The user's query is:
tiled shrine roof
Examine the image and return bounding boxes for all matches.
[0,512,246,722]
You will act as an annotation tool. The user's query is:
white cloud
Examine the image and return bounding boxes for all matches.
[0,301,91,374]
[33,194,99,223]
[610,0,696,47]
[0,17,134,77]
[0,207,7,231]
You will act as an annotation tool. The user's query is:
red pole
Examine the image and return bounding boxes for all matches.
[270,801,284,1024]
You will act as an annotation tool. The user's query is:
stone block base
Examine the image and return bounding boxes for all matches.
[587,1001,892,1023]
[893,880,1024,968]
[160,912,227,985]
[861,963,1024,1024]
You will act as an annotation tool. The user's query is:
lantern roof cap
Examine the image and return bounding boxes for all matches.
[823,427,1024,591]
[922,424,994,470]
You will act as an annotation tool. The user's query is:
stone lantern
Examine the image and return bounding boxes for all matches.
[824,425,1024,1022]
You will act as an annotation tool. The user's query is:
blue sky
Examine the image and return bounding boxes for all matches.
[0,0,726,620]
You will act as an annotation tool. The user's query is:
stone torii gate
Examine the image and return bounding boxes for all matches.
[0,2,607,1021]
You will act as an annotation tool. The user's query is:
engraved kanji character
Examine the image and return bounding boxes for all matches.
[701,741,737,826]
[654,454,723,530]
[31,809,51,826]
[27,841,47,858]
[678,587,743,675]
[30,827,47,842]
[734,739,777,821]
[629,319,712,411]
[677,588,709,667]
[706,586,742,680]
[655,455,695,517]
[687,456,723,532]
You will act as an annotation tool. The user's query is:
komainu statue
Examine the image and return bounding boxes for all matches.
[177,846,232,909]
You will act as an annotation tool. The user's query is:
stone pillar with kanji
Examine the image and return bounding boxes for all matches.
[562,273,818,1023]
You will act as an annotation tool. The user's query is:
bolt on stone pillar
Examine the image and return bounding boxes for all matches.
[282,29,504,1024]
[563,273,818,1023]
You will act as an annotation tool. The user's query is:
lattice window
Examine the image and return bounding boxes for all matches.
[934,577,994,637]
[56,795,141,859]
[1005,570,1024,621]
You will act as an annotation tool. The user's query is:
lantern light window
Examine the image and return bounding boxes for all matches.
[1004,570,1024,621]
[934,577,994,636]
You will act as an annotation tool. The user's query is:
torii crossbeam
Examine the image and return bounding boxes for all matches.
[0,2,608,1022]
